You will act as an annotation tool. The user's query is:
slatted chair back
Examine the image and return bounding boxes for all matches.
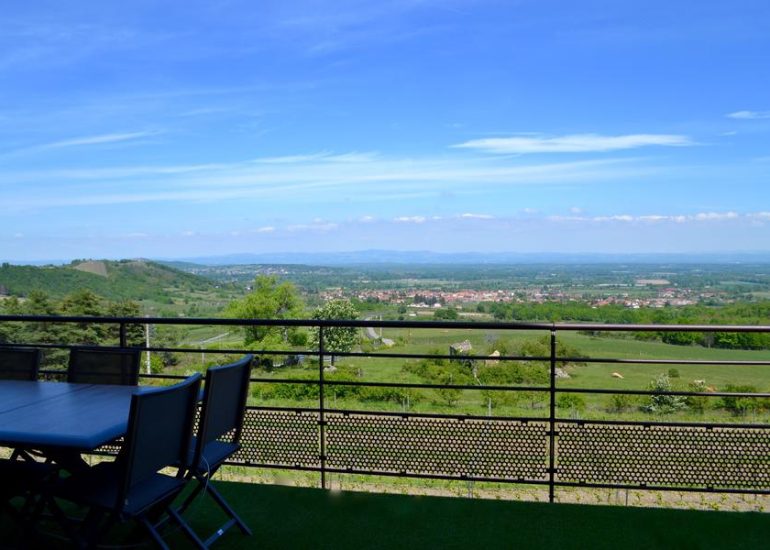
[67,347,141,386]
[193,355,253,464]
[118,373,202,511]
[0,347,41,381]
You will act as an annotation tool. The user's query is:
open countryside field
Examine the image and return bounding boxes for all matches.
[166,324,770,424]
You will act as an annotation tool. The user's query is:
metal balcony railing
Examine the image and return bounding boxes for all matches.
[2,314,770,502]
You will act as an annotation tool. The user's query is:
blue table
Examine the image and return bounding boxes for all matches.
[0,380,139,451]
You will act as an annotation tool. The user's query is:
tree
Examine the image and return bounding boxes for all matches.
[434,307,459,320]
[310,299,359,366]
[227,276,305,350]
[61,289,108,345]
[642,374,687,414]
[106,300,145,347]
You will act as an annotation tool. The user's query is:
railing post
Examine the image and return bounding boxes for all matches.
[318,325,326,489]
[549,327,557,503]
[119,321,127,348]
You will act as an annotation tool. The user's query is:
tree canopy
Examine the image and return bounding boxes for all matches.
[310,299,359,365]
[227,275,306,349]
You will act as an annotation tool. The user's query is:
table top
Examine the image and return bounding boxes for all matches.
[0,380,140,450]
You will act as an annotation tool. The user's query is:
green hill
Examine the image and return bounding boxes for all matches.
[0,259,220,303]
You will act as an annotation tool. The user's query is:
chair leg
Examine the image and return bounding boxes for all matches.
[167,506,207,549]
[204,482,252,536]
[139,516,172,550]
[175,477,205,515]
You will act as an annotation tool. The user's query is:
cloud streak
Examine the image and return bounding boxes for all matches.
[547,211,743,223]
[1,154,646,210]
[2,131,160,159]
[453,133,692,154]
[726,110,770,120]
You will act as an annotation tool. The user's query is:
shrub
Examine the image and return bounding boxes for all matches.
[607,393,634,413]
[642,374,687,414]
[721,384,760,416]
[686,379,709,413]
[557,394,586,411]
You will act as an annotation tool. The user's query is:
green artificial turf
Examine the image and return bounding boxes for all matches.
[174,482,770,549]
[4,481,769,548]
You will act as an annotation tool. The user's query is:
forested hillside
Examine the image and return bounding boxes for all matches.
[0,260,219,302]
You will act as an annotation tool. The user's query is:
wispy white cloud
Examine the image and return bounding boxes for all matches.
[726,110,770,120]
[1,155,644,210]
[548,211,743,224]
[458,213,494,219]
[42,131,159,149]
[2,131,160,158]
[394,216,427,224]
[256,226,276,233]
[453,133,693,154]
[254,151,378,164]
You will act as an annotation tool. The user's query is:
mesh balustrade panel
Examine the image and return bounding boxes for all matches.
[325,413,549,481]
[230,409,321,468]
[556,423,770,489]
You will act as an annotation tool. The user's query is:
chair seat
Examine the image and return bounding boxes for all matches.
[0,458,53,498]
[57,462,185,516]
[188,439,239,472]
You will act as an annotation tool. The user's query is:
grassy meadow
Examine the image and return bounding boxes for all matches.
[166,324,770,424]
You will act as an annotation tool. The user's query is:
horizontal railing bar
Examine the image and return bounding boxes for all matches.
[313,468,551,485]
[558,356,770,366]
[322,407,548,423]
[252,378,549,392]
[139,373,190,380]
[555,418,770,429]
[218,461,551,485]
[248,404,548,423]
[323,380,549,392]
[554,482,770,495]
[250,377,323,385]
[2,314,770,333]
[556,387,770,398]
[248,405,320,414]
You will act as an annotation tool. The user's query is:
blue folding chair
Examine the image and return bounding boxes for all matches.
[176,355,253,547]
[68,346,141,386]
[0,347,41,381]
[48,373,203,549]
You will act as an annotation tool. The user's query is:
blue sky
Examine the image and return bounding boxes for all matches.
[1,0,769,261]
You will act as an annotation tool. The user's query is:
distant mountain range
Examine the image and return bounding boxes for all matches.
[170,250,770,266]
[6,250,770,268]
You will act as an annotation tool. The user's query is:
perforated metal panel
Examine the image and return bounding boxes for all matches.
[231,409,320,467]
[557,423,770,489]
[325,413,549,481]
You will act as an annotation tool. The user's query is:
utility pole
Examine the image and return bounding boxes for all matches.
[145,318,151,375]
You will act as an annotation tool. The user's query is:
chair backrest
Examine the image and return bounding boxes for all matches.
[118,373,202,511]
[67,347,141,386]
[0,347,41,381]
[193,355,253,464]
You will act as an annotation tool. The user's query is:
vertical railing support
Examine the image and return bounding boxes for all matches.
[318,325,327,489]
[549,327,557,503]
[119,321,127,348]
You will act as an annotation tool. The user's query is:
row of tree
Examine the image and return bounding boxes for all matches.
[487,301,770,350]
[0,290,145,367]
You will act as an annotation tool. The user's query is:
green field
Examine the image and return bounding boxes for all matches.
[167,325,770,424]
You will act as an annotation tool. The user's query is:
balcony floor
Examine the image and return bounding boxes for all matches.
[4,482,770,548]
